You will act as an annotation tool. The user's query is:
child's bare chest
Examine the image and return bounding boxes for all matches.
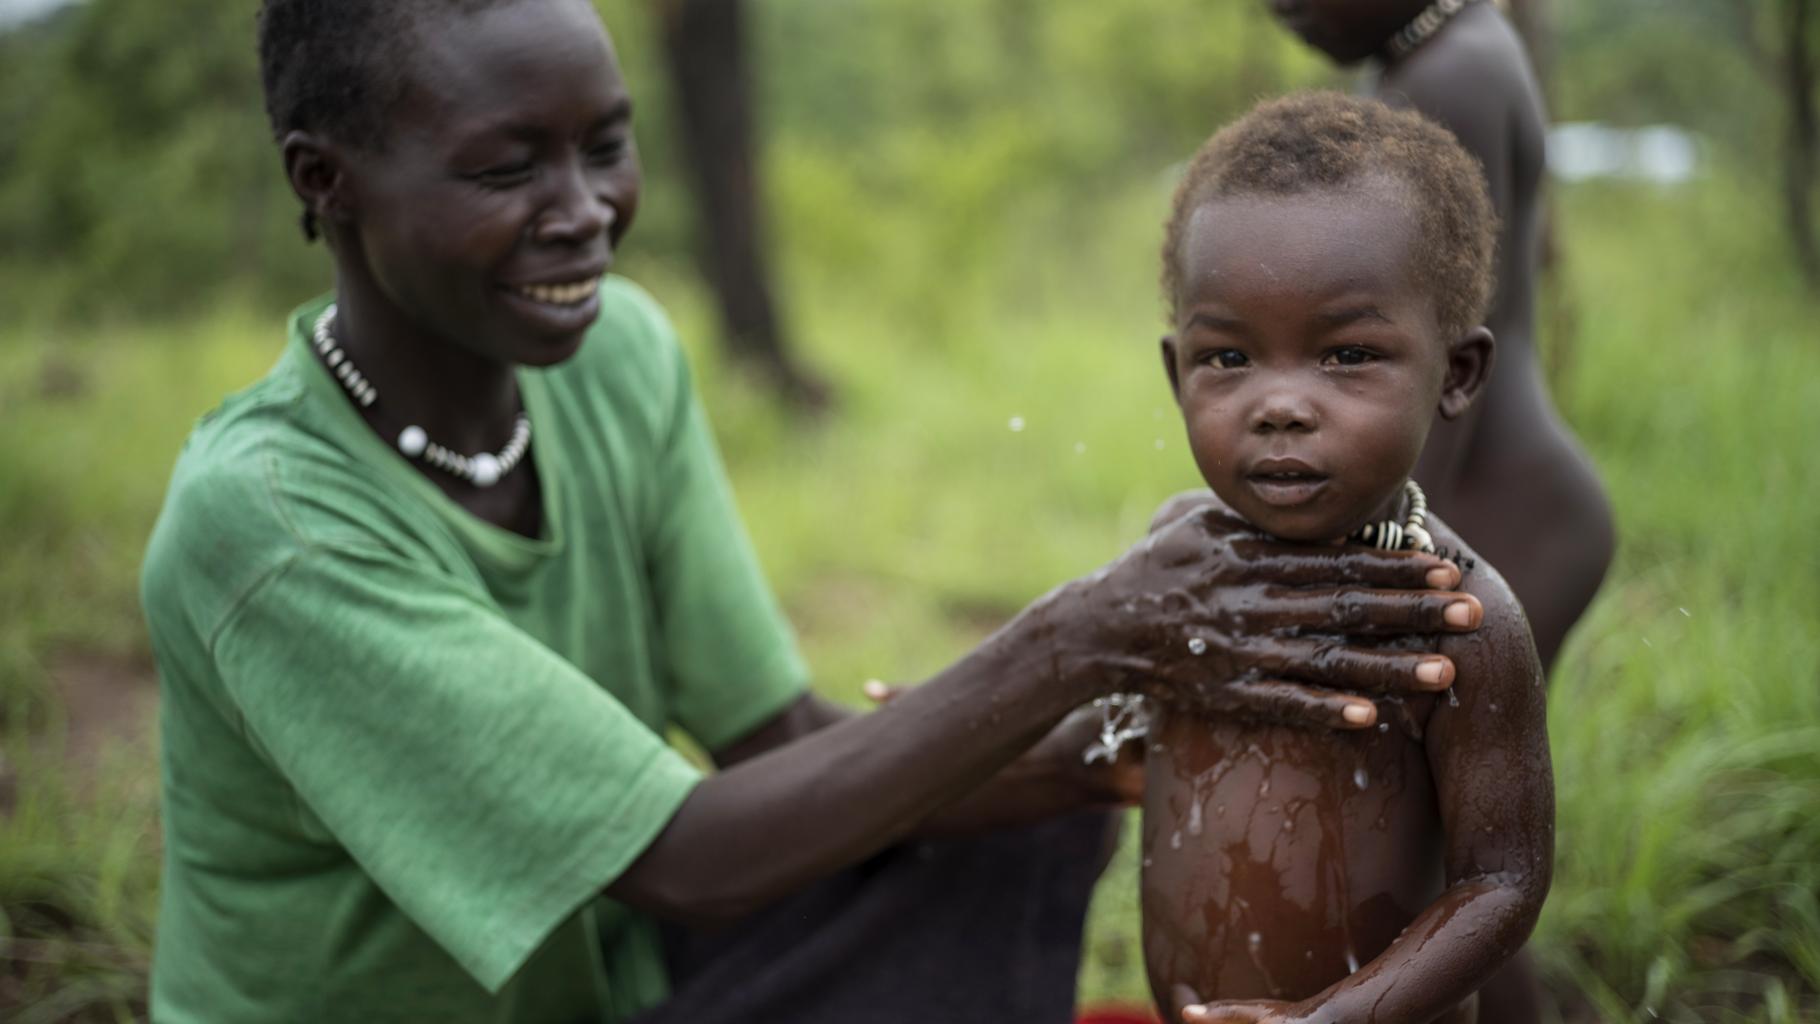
[1138,702,1444,1005]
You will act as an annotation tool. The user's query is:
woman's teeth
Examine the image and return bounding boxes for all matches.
[515,279,598,305]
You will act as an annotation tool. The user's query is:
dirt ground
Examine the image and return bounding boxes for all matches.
[0,654,158,813]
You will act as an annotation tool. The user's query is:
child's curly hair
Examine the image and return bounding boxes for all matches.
[1162,92,1498,340]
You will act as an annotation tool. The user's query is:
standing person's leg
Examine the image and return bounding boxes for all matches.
[655,0,829,409]
[631,810,1114,1024]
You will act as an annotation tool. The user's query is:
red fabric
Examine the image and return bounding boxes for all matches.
[1077,1007,1163,1024]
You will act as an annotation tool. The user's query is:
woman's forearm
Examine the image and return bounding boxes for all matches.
[608,600,1096,924]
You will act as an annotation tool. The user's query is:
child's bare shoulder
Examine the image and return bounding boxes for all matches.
[1427,512,1545,699]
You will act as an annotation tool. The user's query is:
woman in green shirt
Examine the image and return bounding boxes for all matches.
[140,1,1486,1020]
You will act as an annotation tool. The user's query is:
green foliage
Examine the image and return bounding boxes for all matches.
[1,1,1816,1020]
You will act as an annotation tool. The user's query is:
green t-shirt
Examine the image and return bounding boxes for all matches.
[140,279,809,1022]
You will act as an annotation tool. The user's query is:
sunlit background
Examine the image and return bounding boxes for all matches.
[1,1,1815,1020]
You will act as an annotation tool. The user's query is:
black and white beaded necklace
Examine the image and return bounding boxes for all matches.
[1350,479,1437,554]
[311,304,532,489]
[1382,0,1483,62]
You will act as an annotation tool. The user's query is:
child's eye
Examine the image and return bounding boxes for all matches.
[1324,346,1377,367]
[1198,349,1249,369]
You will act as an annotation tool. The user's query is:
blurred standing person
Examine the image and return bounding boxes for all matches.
[1263,1,1616,1021]
[657,0,829,409]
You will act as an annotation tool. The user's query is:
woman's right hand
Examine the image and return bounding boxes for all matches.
[1035,495,1482,730]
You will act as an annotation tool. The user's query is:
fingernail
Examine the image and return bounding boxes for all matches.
[1342,702,1375,725]
[1426,565,1459,589]
[864,680,887,700]
[1416,658,1449,687]
[1183,1007,1207,1021]
[1444,601,1475,627]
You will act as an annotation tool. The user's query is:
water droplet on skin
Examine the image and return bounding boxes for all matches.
[1488,702,1499,713]
[1248,932,1263,951]
[1187,637,1208,656]
[1008,415,1025,432]
[1170,831,1183,850]
[1678,607,1691,618]
[1353,767,1369,790]
[1188,799,1204,836]
[1305,950,1314,960]
[1446,687,1460,708]
[1142,857,1153,868]
[1074,441,1087,454]
[1346,950,1361,974]
[1215,804,1225,817]
[1378,722,1390,733]
[1258,779,1271,797]
[1282,819,1294,832]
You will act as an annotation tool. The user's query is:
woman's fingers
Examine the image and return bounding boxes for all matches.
[1258,586,1483,634]
[1228,539,1462,590]
[1242,636,1457,695]
[1218,680,1379,730]
[1181,1000,1286,1023]
[863,680,907,704]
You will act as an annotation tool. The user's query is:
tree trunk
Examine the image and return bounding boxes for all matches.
[1784,0,1820,289]
[657,0,829,408]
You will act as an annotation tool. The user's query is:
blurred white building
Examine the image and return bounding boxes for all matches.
[1549,123,1701,185]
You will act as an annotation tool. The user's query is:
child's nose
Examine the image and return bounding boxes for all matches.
[1250,389,1317,433]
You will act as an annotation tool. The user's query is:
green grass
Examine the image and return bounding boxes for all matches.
[1,167,1816,1020]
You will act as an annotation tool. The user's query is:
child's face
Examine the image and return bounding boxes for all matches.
[335,0,639,367]
[1162,181,1463,543]
[1263,0,1424,63]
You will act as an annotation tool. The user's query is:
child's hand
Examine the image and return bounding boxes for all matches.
[1180,999,1295,1023]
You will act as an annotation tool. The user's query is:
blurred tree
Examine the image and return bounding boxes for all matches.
[1778,0,1818,287]
[1720,0,1820,289]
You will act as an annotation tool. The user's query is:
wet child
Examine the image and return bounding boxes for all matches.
[1140,94,1554,1024]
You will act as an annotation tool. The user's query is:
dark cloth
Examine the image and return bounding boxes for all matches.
[629,810,1114,1024]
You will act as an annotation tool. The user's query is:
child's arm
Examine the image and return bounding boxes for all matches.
[1184,567,1554,1024]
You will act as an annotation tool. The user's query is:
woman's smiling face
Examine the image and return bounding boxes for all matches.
[1162,180,1450,543]
[334,0,640,367]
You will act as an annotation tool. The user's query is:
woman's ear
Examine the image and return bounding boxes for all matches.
[1438,326,1495,420]
[1160,335,1183,401]
[280,130,354,239]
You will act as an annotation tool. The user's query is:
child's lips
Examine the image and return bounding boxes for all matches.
[1244,471,1330,507]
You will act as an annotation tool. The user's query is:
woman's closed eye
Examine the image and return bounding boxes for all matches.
[470,162,534,189]
[588,137,630,166]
